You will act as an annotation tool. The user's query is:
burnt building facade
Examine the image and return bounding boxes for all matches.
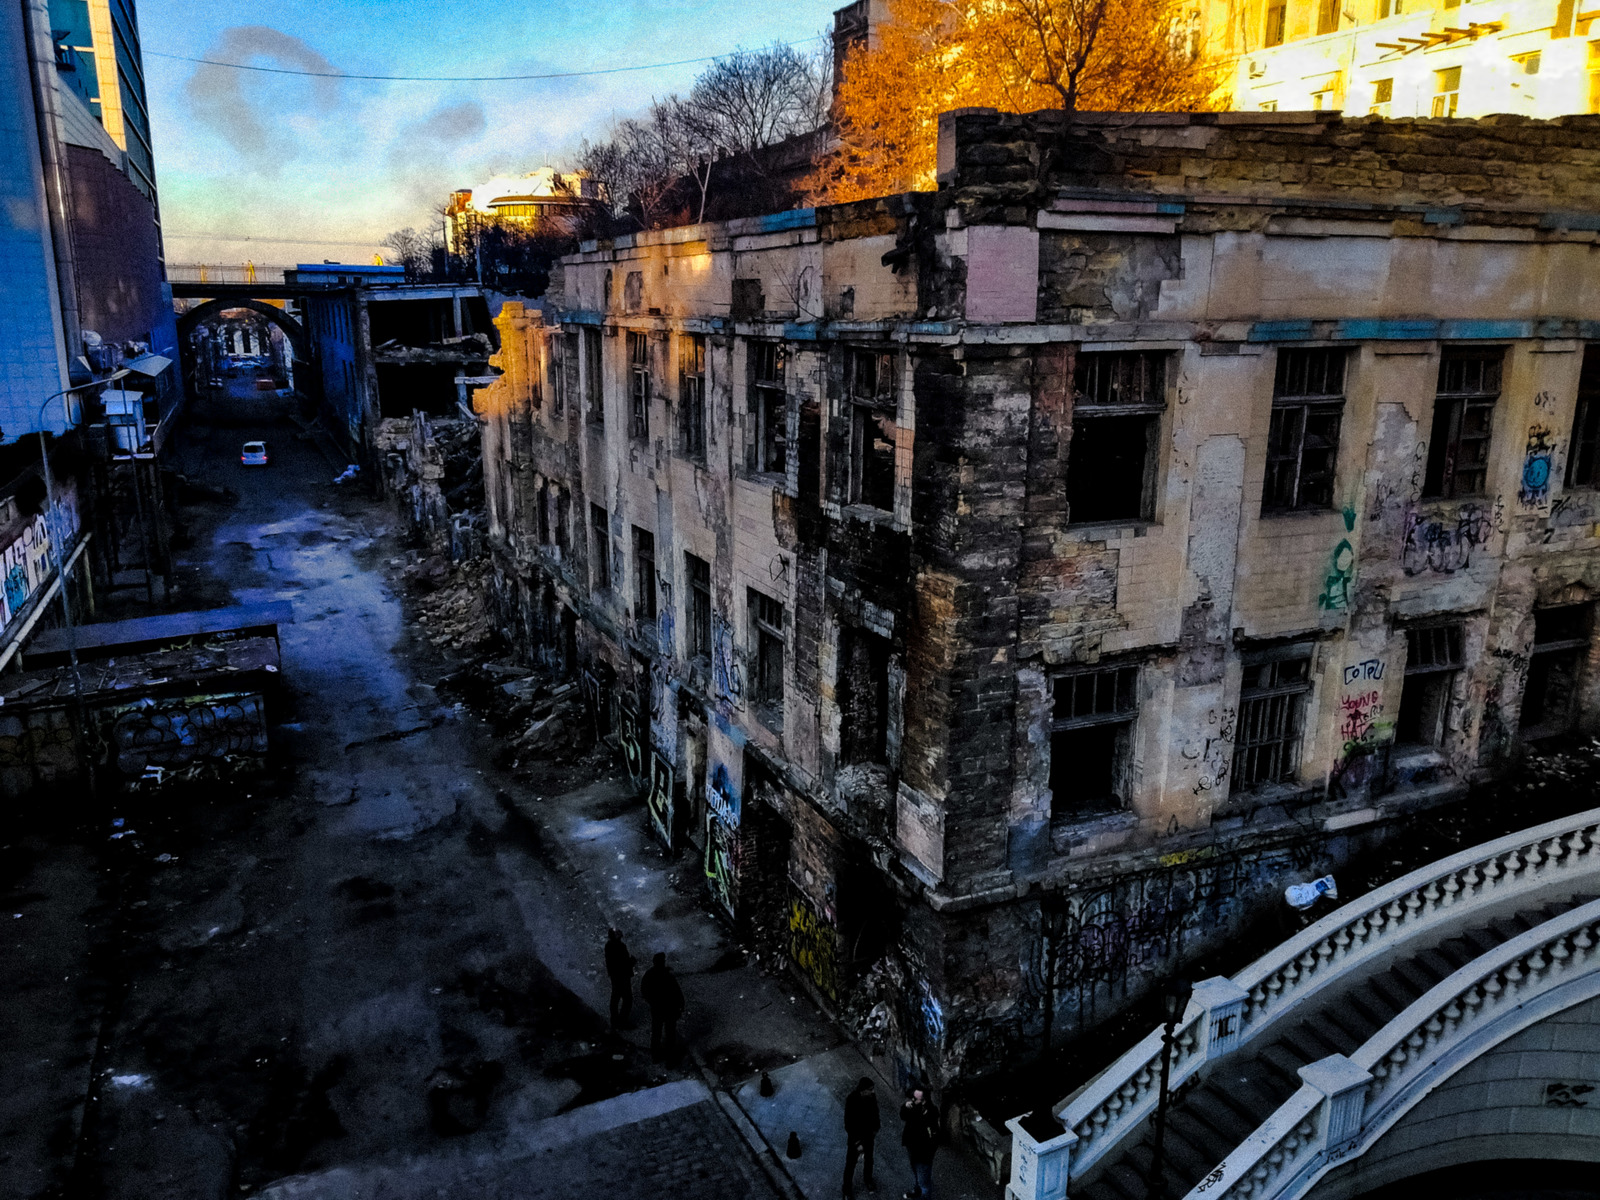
[472,109,1600,1088]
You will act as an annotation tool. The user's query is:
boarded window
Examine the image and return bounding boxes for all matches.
[1068,351,1166,524]
[1049,665,1138,818]
[1264,348,1344,512]
[1424,348,1501,498]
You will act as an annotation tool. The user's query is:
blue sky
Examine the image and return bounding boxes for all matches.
[139,0,840,270]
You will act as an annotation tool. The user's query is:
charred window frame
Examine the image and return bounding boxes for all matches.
[1568,346,1600,489]
[1397,623,1464,746]
[1067,351,1166,525]
[848,348,898,512]
[1521,604,1591,738]
[589,504,610,591]
[1424,348,1503,499]
[839,626,892,764]
[748,588,786,710]
[1049,664,1139,819]
[1263,348,1345,513]
[583,328,604,425]
[748,341,788,476]
[627,331,650,440]
[1233,648,1313,791]
[680,334,707,461]
[686,553,712,660]
[632,527,656,623]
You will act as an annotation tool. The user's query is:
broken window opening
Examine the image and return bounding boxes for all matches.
[554,488,570,556]
[1263,347,1345,513]
[686,553,712,660]
[584,327,603,425]
[590,503,610,591]
[1233,650,1312,791]
[537,482,551,545]
[848,348,898,512]
[633,526,656,623]
[839,627,892,764]
[1049,665,1139,819]
[556,332,576,418]
[1424,348,1502,499]
[748,341,787,477]
[1568,347,1600,489]
[749,588,786,711]
[1264,0,1286,44]
[1067,350,1166,525]
[1521,604,1591,738]
[680,334,707,461]
[627,331,650,440]
[1397,623,1464,746]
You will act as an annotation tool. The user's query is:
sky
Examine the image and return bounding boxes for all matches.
[139,0,842,271]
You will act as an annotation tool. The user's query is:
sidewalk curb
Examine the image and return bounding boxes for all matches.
[696,1060,808,1200]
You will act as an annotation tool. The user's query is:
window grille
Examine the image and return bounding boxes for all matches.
[1233,653,1312,789]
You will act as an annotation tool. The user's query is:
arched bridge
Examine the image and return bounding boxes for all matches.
[1009,809,1600,1200]
[171,281,350,367]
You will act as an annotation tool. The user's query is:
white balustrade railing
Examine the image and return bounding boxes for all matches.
[1007,806,1600,1200]
[1183,896,1600,1200]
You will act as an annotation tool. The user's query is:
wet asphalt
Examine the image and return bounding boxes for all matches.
[0,382,833,1199]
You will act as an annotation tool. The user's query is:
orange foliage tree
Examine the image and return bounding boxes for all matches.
[813,0,1225,203]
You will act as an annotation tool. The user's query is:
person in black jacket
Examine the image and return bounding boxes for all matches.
[900,1087,939,1200]
[604,928,634,1028]
[842,1076,880,1197]
[639,951,684,1059]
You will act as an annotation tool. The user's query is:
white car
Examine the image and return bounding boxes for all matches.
[240,440,269,467]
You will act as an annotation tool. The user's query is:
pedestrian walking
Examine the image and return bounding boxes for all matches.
[899,1086,939,1200]
[842,1075,880,1197]
[604,928,634,1028]
[639,951,684,1060]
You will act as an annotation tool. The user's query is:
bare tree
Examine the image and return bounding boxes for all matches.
[380,226,441,281]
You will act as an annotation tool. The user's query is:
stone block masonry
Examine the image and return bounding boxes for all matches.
[468,108,1600,1092]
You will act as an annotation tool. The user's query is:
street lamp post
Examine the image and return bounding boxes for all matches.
[36,369,128,792]
[1147,976,1194,1200]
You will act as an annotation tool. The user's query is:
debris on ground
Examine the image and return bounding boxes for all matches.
[405,559,493,652]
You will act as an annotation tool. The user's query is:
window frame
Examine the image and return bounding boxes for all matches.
[1424,347,1503,500]
[1568,346,1600,489]
[584,327,604,425]
[686,552,712,660]
[748,588,786,710]
[680,334,708,461]
[1397,622,1464,747]
[1521,604,1591,737]
[1067,349,1168,526]
[1048,663,1139,819]
[1232,647,1313,791]
[589,503,610,591]
[1431,66,1461,117]
[848,347,898,512]
[627,330,650,440]
[632,526,657,624]
[1263,347,1346,514]
[747,341,788,477]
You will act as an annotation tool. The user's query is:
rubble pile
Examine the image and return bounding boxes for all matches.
[436,659,590,765]
[409,560,493,652]
[371,331,494,362]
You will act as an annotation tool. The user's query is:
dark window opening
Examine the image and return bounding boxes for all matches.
[680,334,707,460]
[839,627,892,764]
[1265,0,1286,44]
[849,349,898,511]
[1397,623,1464,746]
[687,553,712,659]
[374,363,460,419]
[1263,348,1345,512]
[633,527,656,623]
[628,331,650,439]
[1521,604,1591,737]
[748,342,787,476]
[1424,348,1502,498]
[584,327,603,424]
[1233,652,1312,790]
[749,589,786,709]
[1049,665,1138,818]
[589,504,610,591]
[537,483,551,545]
[1068,351,1165,525]
[1568,346,1600,489]
[554,488,570,555]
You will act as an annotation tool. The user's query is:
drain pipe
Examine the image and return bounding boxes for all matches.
[21,0,84,368]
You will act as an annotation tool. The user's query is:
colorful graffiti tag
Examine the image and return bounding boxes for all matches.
[1519,425,1556,509]
[788,893,840,1001]
[0,490,80,635]
[707,760,739,825]
[109,693,269,778]
[618,700,644,789]
[1317,507,1359,611]
[704,812,737,916]
[1400,501,1497,576]
[646,748,674,848]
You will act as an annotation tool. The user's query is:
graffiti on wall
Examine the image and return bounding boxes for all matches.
[788,893,840,1001]
[707,760,740,825]
[705,812,737,916]
[618,700,644,790]
[711,613,743,702]
[0,490,79,635]
[1400,501,1499,576]
[1180,706,1235,797]
[1330,658,1392,797]
[1317,507,1359,612]
[109,693,269,778]
[1342,658,1384,686]
[1518,426,1556,509]
[646,748,674,848]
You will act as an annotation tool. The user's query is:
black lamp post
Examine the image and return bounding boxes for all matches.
[1147,976,1194,1200]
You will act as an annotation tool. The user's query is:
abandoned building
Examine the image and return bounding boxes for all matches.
[470,108,1600,1089]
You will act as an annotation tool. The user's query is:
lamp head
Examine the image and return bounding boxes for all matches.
[1162,977,1193,1022]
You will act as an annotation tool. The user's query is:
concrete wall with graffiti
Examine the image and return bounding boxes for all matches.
[0,482,80,642]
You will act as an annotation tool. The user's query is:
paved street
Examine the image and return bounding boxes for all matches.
[0,383,854,1199]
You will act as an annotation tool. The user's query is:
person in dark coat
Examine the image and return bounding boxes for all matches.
[842,1075,880,1197]
[604,928,634,1028]
[900,1087,939,1200]
[639,951,684,1059]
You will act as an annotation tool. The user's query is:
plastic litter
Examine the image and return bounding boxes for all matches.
[333,464,360,485]
[1285,874,1338,910]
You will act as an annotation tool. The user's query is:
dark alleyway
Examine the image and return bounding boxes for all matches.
[0,380,845,1199]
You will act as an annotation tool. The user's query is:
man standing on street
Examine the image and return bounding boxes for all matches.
[900,1086,939,1200]
[639,951,684,1060]
[604,928,634,1028]
[843,1075,880,1197]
